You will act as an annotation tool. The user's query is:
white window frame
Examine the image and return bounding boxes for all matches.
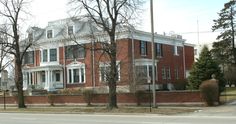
[156,43,163,57]
[54,71,61,82]
[65,45,85,59]
[135,59,158,82]
[24,51,34,64]
[41,48,58,62]
[166,66,171,79]
[41,71,46,83]
[173,45,179,56]
[99,61,121,82]
[174,67,179,80]
[46,29,53,39]
[41,49,48,62]
[67,62,86,84]
[49,48,57,62]
[140,41,147,56]
[162,66,166,79]
[28,32,34,42]
[67,25,74,36]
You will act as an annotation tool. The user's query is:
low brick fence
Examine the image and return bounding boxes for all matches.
[0,90,202,105]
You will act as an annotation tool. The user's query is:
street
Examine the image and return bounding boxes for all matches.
[1,101,236,124]
[0,112,235,124]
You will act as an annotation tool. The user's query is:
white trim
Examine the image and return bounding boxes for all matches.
[99,61,121,82]
[46,29,54,39]
[135,59,158,66]
[66,61,86,84]
[135,60,157,82]
[40,48,59,66]
[67,25,75,36]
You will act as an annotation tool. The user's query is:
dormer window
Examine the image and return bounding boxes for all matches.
[28,33,33,42]
[68,26,74,35]
[47,30,53,39]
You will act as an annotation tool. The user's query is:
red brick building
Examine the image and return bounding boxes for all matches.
[21,18,194,92]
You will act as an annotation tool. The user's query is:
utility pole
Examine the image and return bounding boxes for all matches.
[150,0,156,108]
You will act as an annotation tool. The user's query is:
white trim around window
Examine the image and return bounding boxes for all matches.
[67,25,74,36]
[40,48,59,66]
[46,29,53,39]
[67,62,86,84]
[99,61,120,82]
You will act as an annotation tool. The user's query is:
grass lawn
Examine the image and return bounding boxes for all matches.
[220,87,236,103]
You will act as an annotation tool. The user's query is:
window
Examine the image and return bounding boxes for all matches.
[50,48,57,61]
[80,68,85,82]
[166,66,171,79]
[148,65,156,79]
[136,65,147,83]
[67,66,85,84]
[24,51,34,64]
[78,47,85,58]
[65,45,85,59]
[100,66,107,82]
[99,63,120,82]
[140,41,147,56]
[156,43,163,57]
[173,45,178,55]
[47,30,53,39]
[42,49,48,62]
[28,33,33,42]
[55,72,60,82]
[69,69,72,83]
[41,71,45,82]
[161,67,166,79]
[174,67,179,79]
[135,65,156,83]
[73,69,80,82]
[68,26,74,35]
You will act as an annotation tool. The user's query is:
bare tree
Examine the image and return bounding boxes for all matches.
[68,0,143,109]
[0,0,32,108]
[0,31,10,72]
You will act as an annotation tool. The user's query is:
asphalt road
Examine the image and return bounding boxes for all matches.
[0,113,235,124]
[1,101,236,124]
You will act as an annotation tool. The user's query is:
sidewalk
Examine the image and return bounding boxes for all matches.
[182,100,236,117]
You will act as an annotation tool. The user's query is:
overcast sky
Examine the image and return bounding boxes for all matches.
[28,0,229,45]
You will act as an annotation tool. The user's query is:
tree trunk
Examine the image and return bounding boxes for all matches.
[108,77,117,109]
[14,33,26,108]
[15,57,26,108]
[107,35,118,109]
[230,7,236,64]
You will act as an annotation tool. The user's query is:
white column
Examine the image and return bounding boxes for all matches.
[50,70,53,88]
[29,72,32,86]
[44,71,47,89]
[72,69,74,83]
[23,72,27,90]
[47,70,50,89]
[44,70,49,90]
[79,68,81,83]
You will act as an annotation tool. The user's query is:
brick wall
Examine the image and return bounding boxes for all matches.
[0,91,202,105]
[22,38,194,89]
[184,46,194,70]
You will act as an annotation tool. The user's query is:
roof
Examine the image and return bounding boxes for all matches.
[21,17,194,48]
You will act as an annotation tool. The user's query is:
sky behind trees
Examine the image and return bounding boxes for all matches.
[27,0,229,45]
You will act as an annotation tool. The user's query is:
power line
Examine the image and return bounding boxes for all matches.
[178,30,224,34]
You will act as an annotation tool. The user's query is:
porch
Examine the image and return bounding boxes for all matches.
[22,65,64,91]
